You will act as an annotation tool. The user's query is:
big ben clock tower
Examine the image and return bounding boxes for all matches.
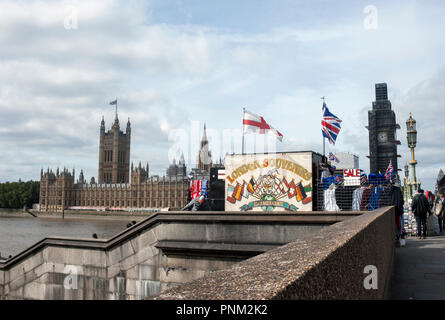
[367,83,401,175]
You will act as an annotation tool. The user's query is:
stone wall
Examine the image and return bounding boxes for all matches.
[0,212,351,300]
[154,207,395,300]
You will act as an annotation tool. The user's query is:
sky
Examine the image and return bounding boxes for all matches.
[0,0,444,191]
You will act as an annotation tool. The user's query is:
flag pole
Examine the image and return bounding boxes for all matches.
[321,96,326,159]
[323,137,325,158]
[242,107,245,155]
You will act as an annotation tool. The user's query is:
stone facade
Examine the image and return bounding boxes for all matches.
[98,116,131,184]
[39,167,189,212]
[39,115,189,212]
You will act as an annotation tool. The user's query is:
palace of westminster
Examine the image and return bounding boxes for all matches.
[39,113,215,212]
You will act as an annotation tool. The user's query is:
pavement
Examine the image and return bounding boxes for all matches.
[388,234,445,300]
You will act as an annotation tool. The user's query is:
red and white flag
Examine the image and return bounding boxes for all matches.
[242,109,283,141]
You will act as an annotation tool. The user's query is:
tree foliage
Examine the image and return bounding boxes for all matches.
[0,181,40,209]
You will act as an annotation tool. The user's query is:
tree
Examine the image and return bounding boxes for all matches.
[0,180,40,209]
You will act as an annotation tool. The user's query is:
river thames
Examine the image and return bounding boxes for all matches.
[0,216,131,258]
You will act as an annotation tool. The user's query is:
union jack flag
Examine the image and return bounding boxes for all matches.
[322,102,342,145]
[328,152,340,163]
[385,160,394,181]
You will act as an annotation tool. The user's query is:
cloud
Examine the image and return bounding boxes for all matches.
[0,0,444,194]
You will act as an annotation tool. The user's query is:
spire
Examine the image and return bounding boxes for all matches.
[131,162,134,172]
[197,123,212,172]
[146,162,149,173]
[201,123,208,145]
[179,152,185,166]
[100,115,105,128]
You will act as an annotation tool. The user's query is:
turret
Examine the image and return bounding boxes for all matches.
[126,117,131,134]
[179,152,185,166]
[100,116,105,132]
[99,116,105,183]
[78,170,85,184]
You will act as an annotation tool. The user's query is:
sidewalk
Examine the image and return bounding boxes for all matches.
[388,235,445,299]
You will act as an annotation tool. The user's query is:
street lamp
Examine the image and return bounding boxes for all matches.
[406,113,417,149]
[406,113,419,197]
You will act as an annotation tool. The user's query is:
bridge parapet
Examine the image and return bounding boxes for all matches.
[0,212,359,300]
[154,207,395,300]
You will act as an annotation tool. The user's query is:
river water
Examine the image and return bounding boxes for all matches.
[0,216,131,258]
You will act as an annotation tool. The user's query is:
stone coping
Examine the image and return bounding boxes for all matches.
[153,207,394,300]
[0,211,361,271]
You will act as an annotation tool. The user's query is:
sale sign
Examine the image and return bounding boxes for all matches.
[343,169,361,186]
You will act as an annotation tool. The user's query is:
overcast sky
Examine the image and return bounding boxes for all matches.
[0,0,444,191]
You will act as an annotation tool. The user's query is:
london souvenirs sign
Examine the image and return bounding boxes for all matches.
[225,153,313,212]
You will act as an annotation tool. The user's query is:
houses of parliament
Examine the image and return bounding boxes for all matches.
[39,113,214,212]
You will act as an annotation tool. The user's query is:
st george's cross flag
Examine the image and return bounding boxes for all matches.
[242,109,283,141]
[109,99,117,105]
[322,102,342,145]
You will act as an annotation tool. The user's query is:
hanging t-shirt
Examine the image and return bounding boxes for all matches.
[369,186,384,210]
[360,188,372,211]
[352,187,365,211]
[324,186,340,212]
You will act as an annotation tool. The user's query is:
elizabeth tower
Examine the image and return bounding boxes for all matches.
[367,83,401,175]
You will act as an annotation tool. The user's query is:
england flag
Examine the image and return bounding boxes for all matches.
[243,109,283,141]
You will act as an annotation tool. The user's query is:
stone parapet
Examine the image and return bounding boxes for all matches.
[154,207,395,300]
[0,211,355,300]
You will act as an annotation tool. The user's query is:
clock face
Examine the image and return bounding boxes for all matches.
[377,132,388,143]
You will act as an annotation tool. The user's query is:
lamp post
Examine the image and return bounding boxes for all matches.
[403,163,409,202]
[406,113,420,199]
